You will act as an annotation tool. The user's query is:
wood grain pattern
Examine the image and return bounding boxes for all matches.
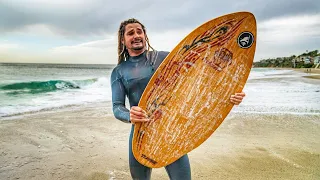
[133,12,257,168]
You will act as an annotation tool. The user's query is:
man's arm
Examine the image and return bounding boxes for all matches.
[110,67,130,123]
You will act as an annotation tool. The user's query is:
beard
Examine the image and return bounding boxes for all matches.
[131,40,145,51]
[132,45,144,51]
[131,38,146,51]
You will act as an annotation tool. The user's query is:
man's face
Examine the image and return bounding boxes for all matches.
[123,23,146,54]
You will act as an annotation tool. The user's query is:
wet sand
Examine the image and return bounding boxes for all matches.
[295,68,320,80]
[1,104,319,180]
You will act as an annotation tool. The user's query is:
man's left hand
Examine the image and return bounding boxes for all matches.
[230,92,246,105]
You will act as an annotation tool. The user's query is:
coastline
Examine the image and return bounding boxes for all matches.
[253,67,320,79]
[294,68,320,79]
[1,103,319,180]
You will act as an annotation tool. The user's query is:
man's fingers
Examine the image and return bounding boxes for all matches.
[130,106,149,123]
[231,95,243,100]
[130,113,147,119]
[230,97,242,104]
[131,106,147,114]
[131,106,142,111]
[230,92,245,105]
[235,92,246,97]
[130,110,147,117]
[130,118,150,124]
[130,106,148,117]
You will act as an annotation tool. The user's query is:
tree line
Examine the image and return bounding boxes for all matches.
[253,50,319,68]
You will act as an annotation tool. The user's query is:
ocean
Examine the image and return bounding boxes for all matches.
[0,63,114,118]
[0,63,319,119]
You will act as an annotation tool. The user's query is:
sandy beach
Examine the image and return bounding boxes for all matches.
[294,68,320,80]
[1,102,319,180]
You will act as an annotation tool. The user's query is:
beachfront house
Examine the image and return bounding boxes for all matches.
[314,56,320,64]
[293,57,301,63]
[294,55,313,64]
[304,57,311,64]
[298,55,310,62]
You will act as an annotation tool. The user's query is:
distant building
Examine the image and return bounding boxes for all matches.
[293,58,299,63]
[314,56,320,64]
[304,57,311,64]
[298,55,310,62]
[294,55,313,64]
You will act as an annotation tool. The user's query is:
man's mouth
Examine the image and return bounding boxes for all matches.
[132,40,142,44]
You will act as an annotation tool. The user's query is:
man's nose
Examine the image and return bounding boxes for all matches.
[133,32,140,38]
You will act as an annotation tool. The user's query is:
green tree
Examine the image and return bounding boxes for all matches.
[309,50,318,57]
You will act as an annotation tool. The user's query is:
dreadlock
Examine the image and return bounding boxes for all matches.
[117,18,154,64]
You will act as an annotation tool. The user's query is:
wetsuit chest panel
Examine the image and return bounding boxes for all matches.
[120,58,154,106]
[122,63,153,90]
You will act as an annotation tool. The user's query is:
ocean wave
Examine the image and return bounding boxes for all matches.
[0,79,98,95]
[0,101,112,119]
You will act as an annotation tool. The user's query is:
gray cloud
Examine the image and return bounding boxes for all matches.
[0,0,319,37]
[0,0,152,36]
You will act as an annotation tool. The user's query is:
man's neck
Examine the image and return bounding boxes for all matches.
[127,48,146,57]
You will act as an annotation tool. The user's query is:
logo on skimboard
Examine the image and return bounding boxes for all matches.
[237,32,254,48]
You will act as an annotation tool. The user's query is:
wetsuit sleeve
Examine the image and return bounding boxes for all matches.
[110,67,130,123]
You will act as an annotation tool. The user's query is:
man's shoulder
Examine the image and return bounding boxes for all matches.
[111,63,125,77]
[157,51,170,56]
[112,60,130,70]
[149,50,169,61]
[157,51,170,62]
[148,50,169,55]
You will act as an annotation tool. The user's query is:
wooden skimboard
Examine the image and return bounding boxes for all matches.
[133,12,256,168]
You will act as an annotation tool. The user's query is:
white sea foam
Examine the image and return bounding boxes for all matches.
[0,66,319,118]
[0,65,113,118]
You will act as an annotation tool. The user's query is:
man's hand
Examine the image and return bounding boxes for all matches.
[130,106,149,124]
[230,92,246,105]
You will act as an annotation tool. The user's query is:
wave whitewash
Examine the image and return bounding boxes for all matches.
[0,63,116,69]
[0,66,319,118]
[0,63,113,118]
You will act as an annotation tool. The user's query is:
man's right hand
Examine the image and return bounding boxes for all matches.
[130,106,150,124]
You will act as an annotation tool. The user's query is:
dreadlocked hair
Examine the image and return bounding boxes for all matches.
[117,18,154,64]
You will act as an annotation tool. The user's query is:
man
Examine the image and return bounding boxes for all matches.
[111,18,245,180]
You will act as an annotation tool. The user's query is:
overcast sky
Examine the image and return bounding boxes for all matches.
[0,0,319,64]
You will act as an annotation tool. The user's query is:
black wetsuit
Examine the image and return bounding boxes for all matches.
[111,50,191,180]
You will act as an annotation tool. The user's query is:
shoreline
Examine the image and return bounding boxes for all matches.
[253,67,320,79]
[294,68,320,79]
[253,67,320,73]
[1,103,319,180]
